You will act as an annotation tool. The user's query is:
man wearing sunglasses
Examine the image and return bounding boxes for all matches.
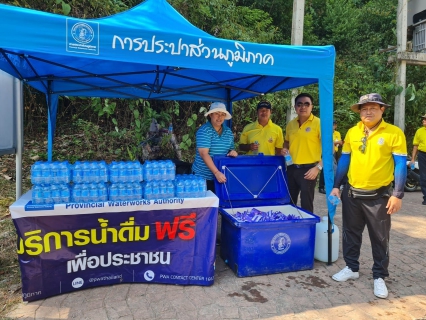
[329,93,407,300]
[282,93,322,213]
[409,114,426,205]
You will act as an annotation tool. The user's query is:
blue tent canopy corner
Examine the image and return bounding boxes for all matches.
[0,0,336,223]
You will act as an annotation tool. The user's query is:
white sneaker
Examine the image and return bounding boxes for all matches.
[332,266,359,282]
[374,278,388,299]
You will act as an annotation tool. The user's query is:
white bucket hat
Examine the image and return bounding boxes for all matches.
[204,102,232,120]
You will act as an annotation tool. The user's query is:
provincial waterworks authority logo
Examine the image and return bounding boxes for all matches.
[71,22,94,44]
[271,232,291,254]
[66,19,99,55]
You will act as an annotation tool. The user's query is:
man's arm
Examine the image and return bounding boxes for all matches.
[411,145,418,162]
[239,143,257,152]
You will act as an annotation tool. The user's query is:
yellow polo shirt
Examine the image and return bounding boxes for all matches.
[285,113,321,164]
[333,130,341,152]
[239,119,284,155]
[342,120,407,190]
[413,126,426,152]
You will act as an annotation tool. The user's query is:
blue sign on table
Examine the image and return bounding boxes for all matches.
[11,192,218,302]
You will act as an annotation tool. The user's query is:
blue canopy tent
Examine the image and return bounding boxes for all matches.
[0,0,337,225]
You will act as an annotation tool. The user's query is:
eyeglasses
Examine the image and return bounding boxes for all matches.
[359,136,367,154]
[296,102,312,108]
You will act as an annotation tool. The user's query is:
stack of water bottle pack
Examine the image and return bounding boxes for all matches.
[31,161,72,204]
[108,161,143,201]
[142,160,176,200]
[72,161,109,202]
[174,174,207,198]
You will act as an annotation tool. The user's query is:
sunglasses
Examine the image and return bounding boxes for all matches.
[296,102,312,108]
[359,136,367,154]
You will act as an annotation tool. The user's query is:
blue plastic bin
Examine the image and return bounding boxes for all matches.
[214,155,320,277]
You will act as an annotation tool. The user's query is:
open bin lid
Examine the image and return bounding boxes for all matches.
[213,155,291,208]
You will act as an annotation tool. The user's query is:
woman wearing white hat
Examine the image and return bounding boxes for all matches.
[192,102,238,192]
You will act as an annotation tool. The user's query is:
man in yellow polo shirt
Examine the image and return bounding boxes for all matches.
[329,93,407,300]
[239,100,284,155]
[281,93,322,213]
[409,113,426,205]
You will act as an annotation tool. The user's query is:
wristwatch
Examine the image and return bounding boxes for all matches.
[316,164,323,171]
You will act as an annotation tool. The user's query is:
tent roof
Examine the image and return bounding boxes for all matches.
[0,0,335,102]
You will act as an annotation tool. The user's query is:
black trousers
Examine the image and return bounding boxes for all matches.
[419,151,426,202]
[341,184,391,279]
[286,165,317,213]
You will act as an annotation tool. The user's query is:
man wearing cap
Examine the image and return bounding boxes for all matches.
[281,93,322,213]
[239,100,284,155]
[329,93,407,299]
[409,113,426,205]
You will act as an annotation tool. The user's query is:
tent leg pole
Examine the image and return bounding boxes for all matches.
[15,78,23,200]
[327,212,332,265]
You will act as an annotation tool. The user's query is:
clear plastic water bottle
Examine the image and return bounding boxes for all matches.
[99,161,108,183]
[168,123,173,134]
[90,162,100,183]
[73,161,83,184]
[167,180,175,198]
[152,161,159,180]
[57,161,68,184]
[252,141,259,155]
[61,184,71,203]
[109,162,119,183]
[50,161,59,184]
[98,183,108,202]
[152,181,160,199]
[40,162,51,185]
[144,161,153,181]
[176,179,184,198]
[285,153,293,166]
[133,161,142,182]
[410,162,415,170]
[144,182,153,200]
[166,160,175,180]
[328,195,341,206]
[198,177,207,197]
[32,185,43,204]
[159,161,167,180]
[42,184,53,204]
[109,184,119,201]
[31,161,42,185]
[72,184,81,202]
[50,184,61,204]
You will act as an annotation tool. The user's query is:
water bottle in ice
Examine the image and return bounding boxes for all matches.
[31,161,42,185]
[284,153,293,166]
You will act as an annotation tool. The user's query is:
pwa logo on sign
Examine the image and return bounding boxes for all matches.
[72,277,84,288]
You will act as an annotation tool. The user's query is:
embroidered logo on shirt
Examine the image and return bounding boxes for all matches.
[268,137,273,143]
[306,127,311,132]
[377,137,385,145]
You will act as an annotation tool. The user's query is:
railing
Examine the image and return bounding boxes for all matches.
[413,20,426,52]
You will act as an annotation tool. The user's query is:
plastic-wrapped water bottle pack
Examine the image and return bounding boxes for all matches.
[108,182,143,202]
[174,174,207,198]
[72,183,109,203]
[31,161,72,185]
[143,160,176,181]
[108,161,143,183]
[72,161,109,183]
[232,208,301,222]
[32,183,71,204]
[143,180,175,200]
